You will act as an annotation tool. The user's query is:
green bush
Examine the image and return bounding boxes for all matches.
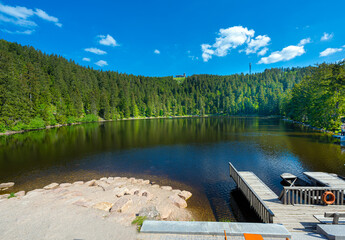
[67,116,77,125]
[11,122,26,131]
[219,218,231,222]
[80,114,98,123]
[25,117,46,130]
[0,123,6,133]
[131,216,147,231]
[56,114,67,125]
[49,118,58,126]
[8,192,15,199]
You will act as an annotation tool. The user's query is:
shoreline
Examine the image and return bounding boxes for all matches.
[0,114,280,137]
[282,117,335,135]
[0,115,202,137]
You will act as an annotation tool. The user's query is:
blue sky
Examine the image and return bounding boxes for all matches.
[0,0,345,76]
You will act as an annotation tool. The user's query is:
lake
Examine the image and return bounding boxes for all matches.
[1,117,345,221]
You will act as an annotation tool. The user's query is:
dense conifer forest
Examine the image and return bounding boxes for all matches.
[0,39,344,133]
[283,61,345,131]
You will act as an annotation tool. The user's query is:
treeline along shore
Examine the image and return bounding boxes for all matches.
[0,39,344,134]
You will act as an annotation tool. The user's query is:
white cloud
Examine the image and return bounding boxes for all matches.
[201,26,270,62]
[319,48,342,57]
[298,38,311,46]
[258,38,310,64]
[0,4,33,19]
[0,14,37,27]
[154,49,160,54]
[1,29,34,35]
[257,47,268,56]
[321,32,333,41]
[245,35,271,54]
[98,34,118,46]
[201,44,214,62]
[0,3,62,31]
[84,48,107,55]
[259,46,305,64]
[82,57,91,62]
[34,9,62,27]
[95,60,108,67]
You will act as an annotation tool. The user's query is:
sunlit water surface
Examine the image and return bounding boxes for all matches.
[1,117,345,221]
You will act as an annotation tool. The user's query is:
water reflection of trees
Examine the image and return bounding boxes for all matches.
[252,121,345,176]
[1,117,344,181]
[0,118,261,179]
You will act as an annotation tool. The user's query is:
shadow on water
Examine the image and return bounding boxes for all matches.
[229,189,261,222]
[1,117,345,221]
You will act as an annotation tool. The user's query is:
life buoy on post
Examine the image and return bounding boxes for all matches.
[322,191,335,205]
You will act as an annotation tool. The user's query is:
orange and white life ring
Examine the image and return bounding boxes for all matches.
[322,191,335,205]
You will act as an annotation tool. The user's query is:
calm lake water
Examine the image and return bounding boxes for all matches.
[1,117,345,221]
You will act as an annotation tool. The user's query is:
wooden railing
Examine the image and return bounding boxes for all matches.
[229,162,275,223]
[281,187,345,205]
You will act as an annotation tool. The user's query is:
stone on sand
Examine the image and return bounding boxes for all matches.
[111,198,132,213]
[59,183,72,188]
[73,181,84,185]
[43,183,59,190]
[169,194,187,208]
[0,194,10,199]
[0,182,14,190]
[138,206,160,220]
[114,187,129,197]
[15,191,25,197]
[178,190,192,200]
[92,202,113,212]
[85,179,96,186]
[157,205,172,219]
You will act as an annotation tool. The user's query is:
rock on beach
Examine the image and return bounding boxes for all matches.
[0,182,15,190]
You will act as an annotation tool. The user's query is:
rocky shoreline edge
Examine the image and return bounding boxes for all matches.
[0,177,193,226]
[282,118,335,134]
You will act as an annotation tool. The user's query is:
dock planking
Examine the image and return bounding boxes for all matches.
[303,172,345,188]
[230,164,345,233]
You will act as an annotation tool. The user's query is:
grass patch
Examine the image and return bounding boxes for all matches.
[7,192,15,199]
[219,218,231,222]
[131,216,147,231]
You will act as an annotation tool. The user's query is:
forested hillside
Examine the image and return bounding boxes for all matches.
[0,39,314,132]
[283,61,345,131]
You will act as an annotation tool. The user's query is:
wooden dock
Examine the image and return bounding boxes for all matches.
[229,163,345,233]
[304,172,345,188]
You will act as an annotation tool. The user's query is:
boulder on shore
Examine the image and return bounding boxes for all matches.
[92,202,113,212]
[111,198,132,213]
[178,190,192,200]
[138,206,160,220]
[43,183,59,190]
[114,187,129,197]
[169,194,187,208]
[15,191,25,197]
[0,182,14,190]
